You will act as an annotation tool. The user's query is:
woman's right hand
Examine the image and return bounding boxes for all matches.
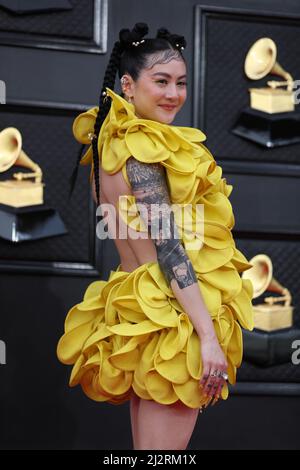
[199,332,228,405]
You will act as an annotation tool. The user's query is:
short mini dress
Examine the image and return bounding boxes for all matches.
[56,87,254,410]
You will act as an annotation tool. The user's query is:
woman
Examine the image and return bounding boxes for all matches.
[57,23,254,450]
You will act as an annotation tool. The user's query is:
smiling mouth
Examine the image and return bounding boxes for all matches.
[159,105,177,111]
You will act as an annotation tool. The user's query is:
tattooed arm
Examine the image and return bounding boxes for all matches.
[125,156,217,341]
[126,157,229,397]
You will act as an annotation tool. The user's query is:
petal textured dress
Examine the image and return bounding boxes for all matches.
[57,87,254,409]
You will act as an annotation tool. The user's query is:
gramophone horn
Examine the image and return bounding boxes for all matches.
[244,37,293,85]
[0,127,22,172]
[244,37,277,80]
[242,253,286,299]
[0,127,42,182]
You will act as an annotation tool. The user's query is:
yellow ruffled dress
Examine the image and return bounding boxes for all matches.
[57,87,254,409]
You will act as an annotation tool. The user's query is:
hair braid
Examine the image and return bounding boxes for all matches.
[92,40,124,206]
[68,143,85,199]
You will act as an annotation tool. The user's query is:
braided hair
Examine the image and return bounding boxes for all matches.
[69,22,187,207]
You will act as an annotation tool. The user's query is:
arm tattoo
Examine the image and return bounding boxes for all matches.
[126,156,197,289]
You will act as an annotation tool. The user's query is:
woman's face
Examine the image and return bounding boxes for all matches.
[122,57,187,124]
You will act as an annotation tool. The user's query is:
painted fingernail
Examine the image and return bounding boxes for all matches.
[205,397,213,408]
[212,395,219,406]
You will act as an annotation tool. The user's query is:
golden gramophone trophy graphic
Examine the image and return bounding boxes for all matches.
[0,127,43,207]
[232,37,300,147]
[242,254,293,332]
[0,127,67,242]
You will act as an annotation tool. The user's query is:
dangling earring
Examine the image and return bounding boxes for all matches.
[102,90,109,104]
[128,96,133,104]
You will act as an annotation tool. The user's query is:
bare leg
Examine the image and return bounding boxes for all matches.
[129,392,141,449]
[135,398,200,450]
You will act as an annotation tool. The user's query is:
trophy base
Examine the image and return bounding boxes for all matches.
[253,304,294,332]
[0,203,68,242]
[248,87,294,114]
[0,180,44,207]
[231,107,300,147]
